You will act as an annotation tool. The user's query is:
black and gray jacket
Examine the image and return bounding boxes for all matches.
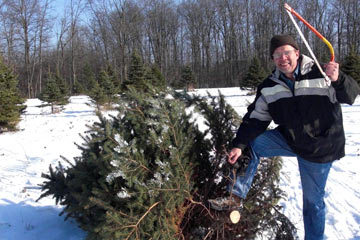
[232,55,360,163]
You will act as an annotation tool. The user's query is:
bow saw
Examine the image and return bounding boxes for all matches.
[284,3,334,85]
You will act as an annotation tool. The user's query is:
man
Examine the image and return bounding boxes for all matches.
[208,34,360,240]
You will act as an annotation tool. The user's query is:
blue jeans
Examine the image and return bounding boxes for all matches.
[230,129,332,240]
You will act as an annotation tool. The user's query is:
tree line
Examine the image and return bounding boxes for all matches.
[0,0,359,98]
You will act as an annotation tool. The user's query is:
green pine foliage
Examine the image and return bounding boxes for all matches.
[38,87,296,239]
[341,48,360,85]
[73,80,85,95]
[145,65,166,91]
[81,64,98,94]
[180,65,196,90]
[38,87,209,239]
[89,66,119,108]
[122,51,147,91]
[177,91,297,239]
[241,57,267,90]
[98,69,118,103]
[104,64,121,91]
[0,57,25,131]
[39,73,69,113]
[89,80,107,109]
[122,52,166,93]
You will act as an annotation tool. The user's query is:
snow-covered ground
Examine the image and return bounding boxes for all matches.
[0,88,359,240]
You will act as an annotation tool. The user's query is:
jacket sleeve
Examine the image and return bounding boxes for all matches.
[332,71,360,105]
[231,86,272,150]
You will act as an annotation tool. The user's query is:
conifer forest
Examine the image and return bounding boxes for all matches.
[0,0,359,99]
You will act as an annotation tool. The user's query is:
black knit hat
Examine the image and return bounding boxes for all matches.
[270,34,299,58]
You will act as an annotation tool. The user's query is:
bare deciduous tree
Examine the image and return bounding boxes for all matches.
[0,0,358,96]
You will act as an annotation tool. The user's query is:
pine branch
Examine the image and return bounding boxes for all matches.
[122,201,161,240]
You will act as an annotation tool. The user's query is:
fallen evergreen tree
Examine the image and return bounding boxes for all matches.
[38,86,297,239]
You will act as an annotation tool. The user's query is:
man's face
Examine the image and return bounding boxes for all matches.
[272,45,300,78]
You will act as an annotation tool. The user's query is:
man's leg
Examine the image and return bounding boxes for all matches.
[297,157,332,240]
[231,129,296,198]
[209,129,295,210]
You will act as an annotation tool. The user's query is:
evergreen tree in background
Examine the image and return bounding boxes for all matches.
[145,65,166,91]
[81,63,97,94]
[180,65,196,90]
[88,65,119,109]
[341,48,360,85]
[88,80,107,110]
[241,57,267,90]
[39,73,69,113]
[38,86,296,239]
[97,69,118,104]
[56,73,70,101]
[122,51,165,93]
[122,51,147,91]
[0,57,25,131]
[104,64,121,92]
[72,81,85,95]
